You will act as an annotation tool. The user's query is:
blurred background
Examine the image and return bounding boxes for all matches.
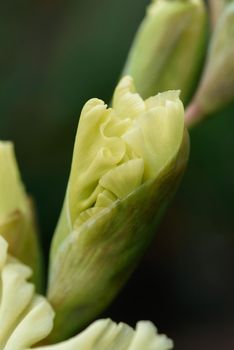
[0,0,234,348]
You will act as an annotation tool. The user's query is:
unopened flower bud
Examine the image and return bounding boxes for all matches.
[0,141,42,289]
[48,76,189,341]
[123,0,207,105]
[186,2,234,127]
[208,0,232,28]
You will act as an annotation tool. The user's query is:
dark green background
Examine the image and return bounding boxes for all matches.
[0,0,234,348]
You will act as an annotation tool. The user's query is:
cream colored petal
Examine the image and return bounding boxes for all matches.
[0,260,34,347]
[4,296,54,350]
[68,99,126,223]
[122,92,184,180]
[102,109,132,137]
[127,321,173,350]
[35,319,133,350]
[99,159,144,199]
[113,76,146,120]
[35,319,173,350]
[145,91,181,109]
[74,207,106,227]
[0,236,54,350]
[95,189,117,208]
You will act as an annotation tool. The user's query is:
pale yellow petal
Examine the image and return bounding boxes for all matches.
[35,320,173,350]
[74,207,106,227]
[95,189,117,208]
[4,296,54,350]
[127,321,173,350]
[0,236,54,350]
[68,99,126,223]
[113,76,145,120]
[99,159,144,199]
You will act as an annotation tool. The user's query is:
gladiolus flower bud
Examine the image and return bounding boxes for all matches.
[123,0,207,105]
[48,76,189,341]
[186,2,234,127]
[0,141,42,289]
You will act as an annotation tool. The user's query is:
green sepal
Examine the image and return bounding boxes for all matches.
[47,129,189,342]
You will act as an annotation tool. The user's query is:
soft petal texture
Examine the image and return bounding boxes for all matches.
[95,190,117,208]
[68,99,126,223]
[36,320,173,350]
[0,236,54,350]
[127,322,172,350]
[75,207,107,227]
[112,76,145,120]
[99,159,144,199]
[4,297,54,350]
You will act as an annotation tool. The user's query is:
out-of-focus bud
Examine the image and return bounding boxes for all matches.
[0,235,173,350]
[208,0,232,29]
[48,76,189,341]
[123,0,207,105]
[0,141,42,289]
[186,2,234,127]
